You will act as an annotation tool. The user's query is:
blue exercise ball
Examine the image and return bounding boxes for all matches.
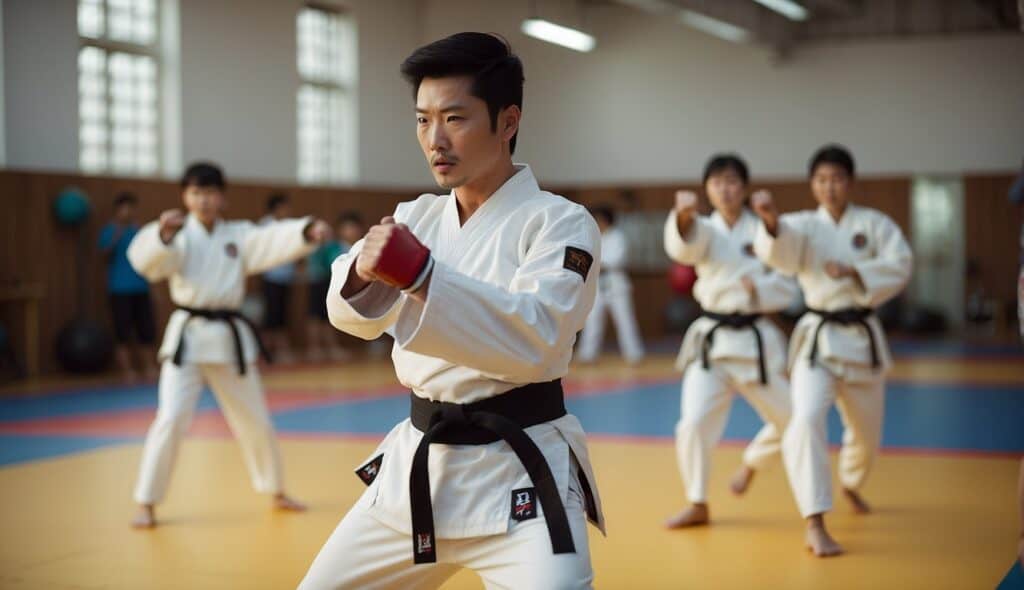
[53,187,92,227]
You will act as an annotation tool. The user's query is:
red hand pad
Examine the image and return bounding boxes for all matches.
[375,226,431,289]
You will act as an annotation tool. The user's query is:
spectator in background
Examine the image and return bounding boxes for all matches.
[98,193,158,382]
[304,212,365,362]
[260,194,297,363]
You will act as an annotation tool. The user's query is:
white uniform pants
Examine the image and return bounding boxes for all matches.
[297,474,593,590]
[783,359,885,517]
[674,363,791,503]
[133,360,285,504]
[577,288,644,363]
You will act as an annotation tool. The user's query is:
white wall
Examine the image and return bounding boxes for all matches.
[2,0,1021,187]
[418,0,1024,186]
[3,0,78,172]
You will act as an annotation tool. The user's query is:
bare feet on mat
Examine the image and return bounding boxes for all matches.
[843,488,871,514]
[274,493,307,512]
[665,503,709,528]
[806,515,843,557]
[729,465,755,496]
[131,504,156,529]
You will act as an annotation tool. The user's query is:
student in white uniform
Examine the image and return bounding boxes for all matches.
[126,162,330,528]
[752,144,913,556]
[576,206,645,364]
[298,33,605,590]
[662,154,798,529]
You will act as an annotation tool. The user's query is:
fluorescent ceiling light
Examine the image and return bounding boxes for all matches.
[678,9,751,43]
[750,0,809,21]
[521,18,596,52]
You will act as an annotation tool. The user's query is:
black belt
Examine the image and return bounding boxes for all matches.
[806,307,879,369]
[172,306,272,375]
[408,380,573,564]
[700,312,767,384]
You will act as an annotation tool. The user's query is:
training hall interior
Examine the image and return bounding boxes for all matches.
[0,0,1023,588]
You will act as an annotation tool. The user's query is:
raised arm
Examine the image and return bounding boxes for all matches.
[126,210,186,282]
[752,190,809,276]
[664,190,711,265]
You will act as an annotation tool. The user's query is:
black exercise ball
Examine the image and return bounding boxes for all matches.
[56,318,114,373]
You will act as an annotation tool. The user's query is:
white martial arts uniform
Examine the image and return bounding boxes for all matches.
[127,214,316,505]
[299,165,605,590]
[664,209,798,504]
[754,204,912,517]
[577,226,645,363]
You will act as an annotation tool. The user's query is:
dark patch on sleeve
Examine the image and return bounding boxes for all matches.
[563,247,593,280]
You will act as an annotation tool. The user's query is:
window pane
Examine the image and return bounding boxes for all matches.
[78,0,105,38]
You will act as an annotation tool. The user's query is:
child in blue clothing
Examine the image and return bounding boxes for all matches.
[98,193,158,382]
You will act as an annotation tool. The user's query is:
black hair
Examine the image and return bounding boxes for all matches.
[702,153,749,185]
[809,144,855,178]
[336,211,364,226]
[181,161,226,189]
[400,32,525,154]
[590,205,615,226]
[266,193,290,213]
[113,192,138,208]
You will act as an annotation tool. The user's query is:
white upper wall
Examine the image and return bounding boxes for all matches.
[3,0,78,172]
[2,0,1021,186]
[419,0,1024,186]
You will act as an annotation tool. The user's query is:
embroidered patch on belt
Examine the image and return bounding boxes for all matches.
[415,532,434,556]
[852,232,868,249]
[742,242,755,257]
[354,453,383,486]
[563,247,593,279]
[511,487,538,522]
[224,242,238,258]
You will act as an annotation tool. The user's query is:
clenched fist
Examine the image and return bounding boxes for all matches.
[355,216,431,290]
[674,190,699,235]
[158,209,186,243]
[751,190,778,235]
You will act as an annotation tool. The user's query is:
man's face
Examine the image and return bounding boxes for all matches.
[273,202,291,219]
[415,76,517,190]
[705,170,746,217]
[810,163,851,212]
[182,185,225,226]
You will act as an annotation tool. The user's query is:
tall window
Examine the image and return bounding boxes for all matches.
[297,4,357,185]
[78,0,160,175]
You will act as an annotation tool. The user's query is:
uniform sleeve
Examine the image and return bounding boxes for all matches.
[241,217,317,275]
[750,270,799,313]
[754,212,809,276]
[325,238,404,340]
[601,230,628,271]
[325,203,418,341]
[663,213,711,265]
[126,221,184,282]
[852,214,913,307]
[391,206,601,382]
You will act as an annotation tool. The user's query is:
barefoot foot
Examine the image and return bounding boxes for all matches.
[664,503,710,529]
[131,504,156,529]
[805,515,843,557]
[273,493,307,512]
[730,465,756,496]
[843,488,871,514]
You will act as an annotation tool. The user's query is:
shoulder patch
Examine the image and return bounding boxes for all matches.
[563,247,593,279]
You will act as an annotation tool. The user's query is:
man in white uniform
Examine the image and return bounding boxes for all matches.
[662,154,798,528]
[577,206,645,364]
[127,162,330,528]
[298,33,605,589]
[752,145,913,556]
